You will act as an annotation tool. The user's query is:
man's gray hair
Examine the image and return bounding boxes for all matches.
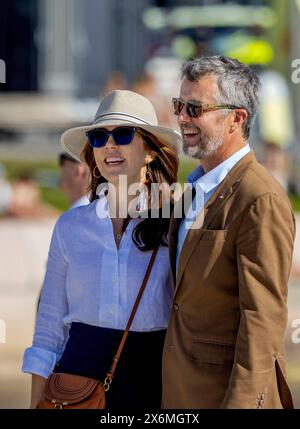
[181,56,261,139]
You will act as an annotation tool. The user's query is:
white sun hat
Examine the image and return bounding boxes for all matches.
[61,89,181,162]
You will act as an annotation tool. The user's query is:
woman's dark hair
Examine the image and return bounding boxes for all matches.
[81,127,179,251]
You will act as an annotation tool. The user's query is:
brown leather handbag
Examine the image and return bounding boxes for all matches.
[36,248,158,409]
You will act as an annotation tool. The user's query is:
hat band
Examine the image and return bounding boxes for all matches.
[94,112,155,126]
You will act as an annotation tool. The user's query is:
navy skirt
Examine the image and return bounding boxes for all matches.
[54,322,166,409]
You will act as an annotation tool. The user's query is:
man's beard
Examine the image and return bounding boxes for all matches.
[182,126,224,160]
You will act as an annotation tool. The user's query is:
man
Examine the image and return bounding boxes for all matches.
[162,56,295,409]
[58,152,90,208]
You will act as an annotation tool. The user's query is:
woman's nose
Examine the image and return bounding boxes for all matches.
[105,135,118,148]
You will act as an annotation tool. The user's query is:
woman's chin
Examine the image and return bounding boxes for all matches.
[102,165,126,179]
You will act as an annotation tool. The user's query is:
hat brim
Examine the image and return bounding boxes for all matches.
[61,120,182,163]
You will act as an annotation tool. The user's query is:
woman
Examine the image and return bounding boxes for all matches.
[22,90,181,409]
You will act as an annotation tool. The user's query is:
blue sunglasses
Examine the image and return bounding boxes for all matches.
[86,127,137,148]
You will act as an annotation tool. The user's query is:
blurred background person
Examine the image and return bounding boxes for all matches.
[8,172,58,219]
[0,163,13,216]
[9,173,42,218]
[260,140,290,191]
[58,152,90,209]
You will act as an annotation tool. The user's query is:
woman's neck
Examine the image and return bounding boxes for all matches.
[107,182,141,219]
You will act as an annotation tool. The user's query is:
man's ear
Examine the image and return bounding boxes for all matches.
[230,109,248,133]
[76,163,88,178]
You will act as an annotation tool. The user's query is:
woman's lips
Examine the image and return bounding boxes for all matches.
[104,157,125,165]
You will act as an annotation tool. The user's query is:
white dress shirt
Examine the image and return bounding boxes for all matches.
[22,194,174,378]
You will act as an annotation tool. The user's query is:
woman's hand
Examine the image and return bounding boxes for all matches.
[30,374,47,409]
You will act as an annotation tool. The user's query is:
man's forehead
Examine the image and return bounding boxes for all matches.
[179,75,219,101]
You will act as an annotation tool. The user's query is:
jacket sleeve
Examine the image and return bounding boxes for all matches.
[221,192,295,408]
[22,217,69,378]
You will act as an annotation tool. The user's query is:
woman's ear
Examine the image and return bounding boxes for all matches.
[145,152,154,164]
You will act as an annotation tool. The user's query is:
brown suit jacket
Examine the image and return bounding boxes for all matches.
[162,151,295,409]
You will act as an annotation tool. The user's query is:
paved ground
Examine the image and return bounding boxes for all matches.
[0,216,299,409]
[0,218,55,409]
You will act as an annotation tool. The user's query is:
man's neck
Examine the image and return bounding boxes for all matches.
[200,140,248,173]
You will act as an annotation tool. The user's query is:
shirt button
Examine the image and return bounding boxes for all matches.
[173,303,179,311]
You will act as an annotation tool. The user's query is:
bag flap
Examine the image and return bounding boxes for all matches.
[45,373,102,404]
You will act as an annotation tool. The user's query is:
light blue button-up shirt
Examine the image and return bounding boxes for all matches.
[22,195,173,378]
[176,145,251,272]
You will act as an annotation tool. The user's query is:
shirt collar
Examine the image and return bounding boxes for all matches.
[70,195,90,209]
[187,144,251,193]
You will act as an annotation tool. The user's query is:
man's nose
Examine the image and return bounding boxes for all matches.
[178,105,191,124]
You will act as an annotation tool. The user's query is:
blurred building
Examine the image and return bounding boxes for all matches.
[0,0,155,153]
[0,0,38,91]
[0,0,276,97]
[0,0,154,97]
[0,0,300,191]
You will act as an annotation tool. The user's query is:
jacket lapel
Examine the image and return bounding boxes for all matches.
[168,188,188,283]
[171,151,256,295]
